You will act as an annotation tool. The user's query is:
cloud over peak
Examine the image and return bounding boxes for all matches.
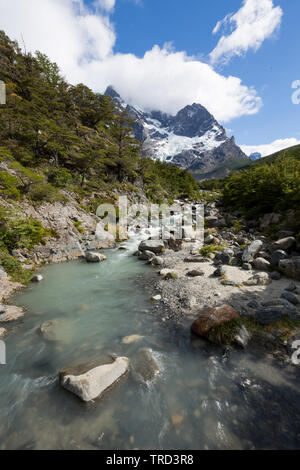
[210,0,283,65]
[0,0,264,122]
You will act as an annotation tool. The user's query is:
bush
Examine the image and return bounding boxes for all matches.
[0,251,32,284]
[28,183,68,203]
[47,168,73,188]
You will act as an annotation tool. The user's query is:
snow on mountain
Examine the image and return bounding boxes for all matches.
[105,86,248,176]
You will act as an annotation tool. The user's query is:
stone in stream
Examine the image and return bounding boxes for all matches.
[133,348,160,382]
[122,334,143,345]
[191,305,239,338]
[138,250,155,261]
[138,240,165,254]
[118,245,128,250]
[279,258,300,281]
[40,320,58,341]
[85,252,107,263]
[151,295,162,302]
[242,240,263,263]
[60,357,130,402]
[31,274,43,282]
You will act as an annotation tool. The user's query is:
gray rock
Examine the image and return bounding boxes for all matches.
[205,216,218,228]
[186,269,204,277]
[85,252,107,263]
[260,213,281,230]
[31,274,43,282]
[151,295,162,302]
[244,272,271,286]
[270,271,281,280]
[138,250,155,261]
[151,256,164,266]
[0,305,25,322]
[254,307,298,325]
[253,257,270,271]
[262,298,295,308]
[218,248,234,265]
[270,250,288,267]
[204,234,214,244]
[242,240,263,263]
[133,348,160,382]
[279,257,300,281]
[242,263,252,271]
[247,300,261,310]
[60,357,130,402]
[270,237,296,253]
[281,291,300,305]
[138,240,165,254]
[213,265,228,277]
[285,283,297,292]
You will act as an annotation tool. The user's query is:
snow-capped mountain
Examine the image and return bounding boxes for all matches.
[105,86,249,178]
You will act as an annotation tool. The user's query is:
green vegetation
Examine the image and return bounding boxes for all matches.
[199,244,227,257]
[0,251,32,284]
[0,30,200,206]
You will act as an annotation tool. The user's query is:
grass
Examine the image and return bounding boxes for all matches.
[0,251,33,284]
[199,244,227,257]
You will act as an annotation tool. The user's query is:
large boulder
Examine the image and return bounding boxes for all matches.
[85,252,107,263]
[60,357,130,402]
[133,348,160,382]
[138,240,165,254]
[242,240,263,263]
[191,305,239,337]
[279,258,300,281]
[270,237,296,253]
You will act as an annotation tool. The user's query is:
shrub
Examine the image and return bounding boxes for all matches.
[0,251,32,284]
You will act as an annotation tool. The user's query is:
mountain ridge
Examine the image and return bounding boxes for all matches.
[105,86,249,178]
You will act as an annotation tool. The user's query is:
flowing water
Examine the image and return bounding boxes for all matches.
[1,235,300,450]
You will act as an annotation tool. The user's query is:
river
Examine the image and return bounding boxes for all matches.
[0,235,300,450]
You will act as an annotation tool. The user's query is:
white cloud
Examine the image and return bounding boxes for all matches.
[0,0,262,122]
[94,0,115,13]
[210,0,283,65]
[241,138,300,157]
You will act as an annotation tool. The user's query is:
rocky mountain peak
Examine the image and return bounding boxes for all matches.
[104,86,249,178]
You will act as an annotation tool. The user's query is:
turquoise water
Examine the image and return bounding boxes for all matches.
[1,241,300,450]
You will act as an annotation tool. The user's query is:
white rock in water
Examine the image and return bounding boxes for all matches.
[85,252,107,263]
[31,274,43,282]
[151,295,162,301]
[122,334,143,345]
[60,357,130,402]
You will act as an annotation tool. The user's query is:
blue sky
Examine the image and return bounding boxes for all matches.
[1,0,299,156]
